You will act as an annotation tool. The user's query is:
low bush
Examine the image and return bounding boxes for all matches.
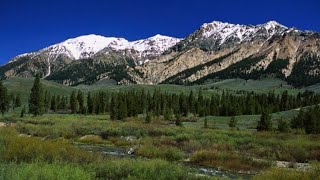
[190,150,270,171]
[137,144,186,161]
[253,166,320,180]
[0,128,100,163]
[0,162,93,180]
[92,158,197,180]
[79,135,104,144]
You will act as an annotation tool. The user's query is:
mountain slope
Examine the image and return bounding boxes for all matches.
[1,34,181,82]
[2,20,320,87]
[134,21,320,87]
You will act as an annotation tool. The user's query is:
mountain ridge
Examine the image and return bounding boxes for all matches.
[2,20,320,87]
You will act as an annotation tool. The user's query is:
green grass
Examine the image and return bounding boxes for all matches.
[204,78,301,94]
[1,77,319,179]
[253,164,320,180]
[0,128,207,180]
[0,162,93,180]
[3,77,303,103]
[3,77,75,104]
[184,108,299,130]
[2,113,320,166]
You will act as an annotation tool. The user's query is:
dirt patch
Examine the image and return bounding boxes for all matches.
[0,122,6,128]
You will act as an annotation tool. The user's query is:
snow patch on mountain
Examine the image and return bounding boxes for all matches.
[200,20,288,45]
[57,35,129,59]
[15,34,181,61]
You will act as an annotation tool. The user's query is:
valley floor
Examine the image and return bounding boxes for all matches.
[0,113,319,179]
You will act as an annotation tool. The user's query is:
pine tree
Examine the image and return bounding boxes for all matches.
[179,93,188,116]
[117,93,127,120]
[204,117,208,128]
[228,116,237,128]
[145,113,152,123]
[0,81,8,115]
[61,96,68,111]
[280,91,289,111]
[278,118,290,132]
[110,94,117,120]
[291,109,305,129]
[70,91,79,114]
[44,91,51,112]
[77,90,84,114]
[196,89,204,115]
[246,93,255,115]
[175,113,182,126]
[56,95,61,110]
[188,91,196,114]
[87,92,94,114]
[164,106,172,120]
[20,105,26,117]
[29,74,44,116]
[15,94,22,108]
[257,111,272,131]
[8,93,15,112]
[51,95,57,112]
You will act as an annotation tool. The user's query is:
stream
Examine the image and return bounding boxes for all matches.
[76,144,253,179]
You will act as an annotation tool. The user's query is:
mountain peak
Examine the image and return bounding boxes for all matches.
[150,34,166,38]
[198,20,289,44]
[262,20,287,29]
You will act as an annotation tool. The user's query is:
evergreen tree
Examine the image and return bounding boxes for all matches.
[117,93,127,120]
[77,90,84,114]
[7,93,15,112]
[20,105,26,118]
[164,106,172,120]
[278,118,290,132]
[15,94,22,108]
[87,92,94,114]
[204,117,208,128]
[188,91,196,114]
[303,107,318,134]
[29,75,44,116]
[51,95,57,112]
[245,93,255,115]
[196,89,204,115]
[44,91,51,112]
[0,81,8,115]
[257,111,272,131]
[280,91,289,111]
[291,109,305,129]
[110,94,117,120]
[175,113,182,126]
[228,116,237,128]
[145,113,152,123]
[61,96,68,111]
[70,91,79,114]
[179,93,188,116]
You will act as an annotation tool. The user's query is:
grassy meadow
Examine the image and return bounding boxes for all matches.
[0,77,319,179]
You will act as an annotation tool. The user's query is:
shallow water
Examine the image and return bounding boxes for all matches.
[77,144,129,155]
[193,166,252,179]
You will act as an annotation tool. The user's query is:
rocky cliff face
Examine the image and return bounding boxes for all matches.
[132,21,320,87]
[1,21,320,87]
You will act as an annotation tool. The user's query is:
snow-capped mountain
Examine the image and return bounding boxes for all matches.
[10,34,181,64]
[170,20,289,52]
[201,20,287,43]
[2,20,320,87]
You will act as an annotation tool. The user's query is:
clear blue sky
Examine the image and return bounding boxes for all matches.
[1,0,319,64]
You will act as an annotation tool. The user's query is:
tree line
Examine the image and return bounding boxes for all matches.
[1,75,320,134]
[291,106,320,134]
[28,75,320,120]
[0,81,22,115]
